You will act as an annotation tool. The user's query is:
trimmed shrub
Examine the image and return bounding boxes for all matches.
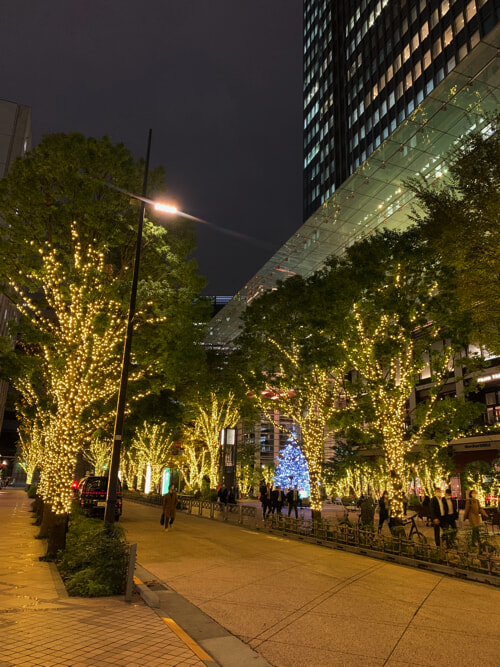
[57,509,129,597]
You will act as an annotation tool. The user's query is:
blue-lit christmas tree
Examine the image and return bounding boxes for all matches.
[273,433,310,497]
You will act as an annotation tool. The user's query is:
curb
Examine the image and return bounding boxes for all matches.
[133,562,271,667]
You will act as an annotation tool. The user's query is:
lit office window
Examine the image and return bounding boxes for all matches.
[412,33,419,52]
[466,0,477,20]
[423,49,432,69]
[440,0,450,17]
[420,22,429,40]
[454,13,465,34]
[404,44,411,62]
[406,71,413,90]
[443,25,453,47]
[430,9,439,28]
[414,60,422,79]
[432,37,442,58]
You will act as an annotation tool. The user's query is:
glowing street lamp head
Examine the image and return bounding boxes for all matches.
[154,202,178,214]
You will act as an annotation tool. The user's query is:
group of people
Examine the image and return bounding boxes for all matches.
[217,484,239,505]
[259,481,301,518]
[376,487,489,547]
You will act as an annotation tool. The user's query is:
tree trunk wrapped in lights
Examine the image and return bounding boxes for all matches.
[12,231,125,520]
[178,427,210,492]
[248,340,344,519]
[193,392,239,489]
[17,419,45,485]
[83,437,112,476]
[131,421,175,492]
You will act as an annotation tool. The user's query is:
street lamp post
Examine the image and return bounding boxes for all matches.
[104,130,152,525]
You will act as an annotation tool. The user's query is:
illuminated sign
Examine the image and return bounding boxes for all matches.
[478,373,500,384]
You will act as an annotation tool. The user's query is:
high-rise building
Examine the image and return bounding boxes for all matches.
[303,0,500,219]
[207,5,500,475]
[0,98,32,450]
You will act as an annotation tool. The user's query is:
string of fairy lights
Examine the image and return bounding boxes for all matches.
[13,225,128,514]
[250,336,346,513]
[195,391,239,488]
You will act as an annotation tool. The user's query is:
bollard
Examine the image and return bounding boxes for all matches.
[125,543,137,603]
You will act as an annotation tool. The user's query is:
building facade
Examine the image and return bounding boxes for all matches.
[207,6,500,486]
[0,99,32,453]
[303,0,500,219]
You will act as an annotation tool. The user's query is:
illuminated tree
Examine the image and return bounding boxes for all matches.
[463,460,491,505]
[322,454,386,500]
[408,115,500,353]
[273,436,310,496]
[83,437,112,476]
[178,427,209,492]
[0,133,206,553]
[193,392,239,489]
[238,273,349,520]
[406,447,454,497]
[337,229,478,519]
[131,422,175,492]
[11,233,126,543]
[17,419,45,485]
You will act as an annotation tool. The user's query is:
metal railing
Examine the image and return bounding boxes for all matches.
[263,513,500,579]
[123,491,499,581]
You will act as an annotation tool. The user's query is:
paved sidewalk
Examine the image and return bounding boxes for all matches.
[0,487,211,667]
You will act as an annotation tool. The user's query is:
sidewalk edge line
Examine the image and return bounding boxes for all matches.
[161,616,216,663]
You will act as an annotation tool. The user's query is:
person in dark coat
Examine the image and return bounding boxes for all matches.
[430,487,447,547]
[378,491,390,532]
[286,485,300,518]
[443,488,458,530]
[360,496,375,527]
[418,491,432,526]
[217,484,228,505]
[271,485,286,514]
[162,484,178,532]
[228,486,237,504]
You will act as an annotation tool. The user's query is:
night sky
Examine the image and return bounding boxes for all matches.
[0,2,304,296]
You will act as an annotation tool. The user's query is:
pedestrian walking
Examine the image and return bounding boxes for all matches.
[443,488,458,530]
[272,485,286,514]
[162,484,178,532]
[287,485,300,518]
[378,491,390,532]
[228,486,237,504]
[464,489,488,546]
[430,487,447,547]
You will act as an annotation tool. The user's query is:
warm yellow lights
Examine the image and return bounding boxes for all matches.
[154,202,178,214]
